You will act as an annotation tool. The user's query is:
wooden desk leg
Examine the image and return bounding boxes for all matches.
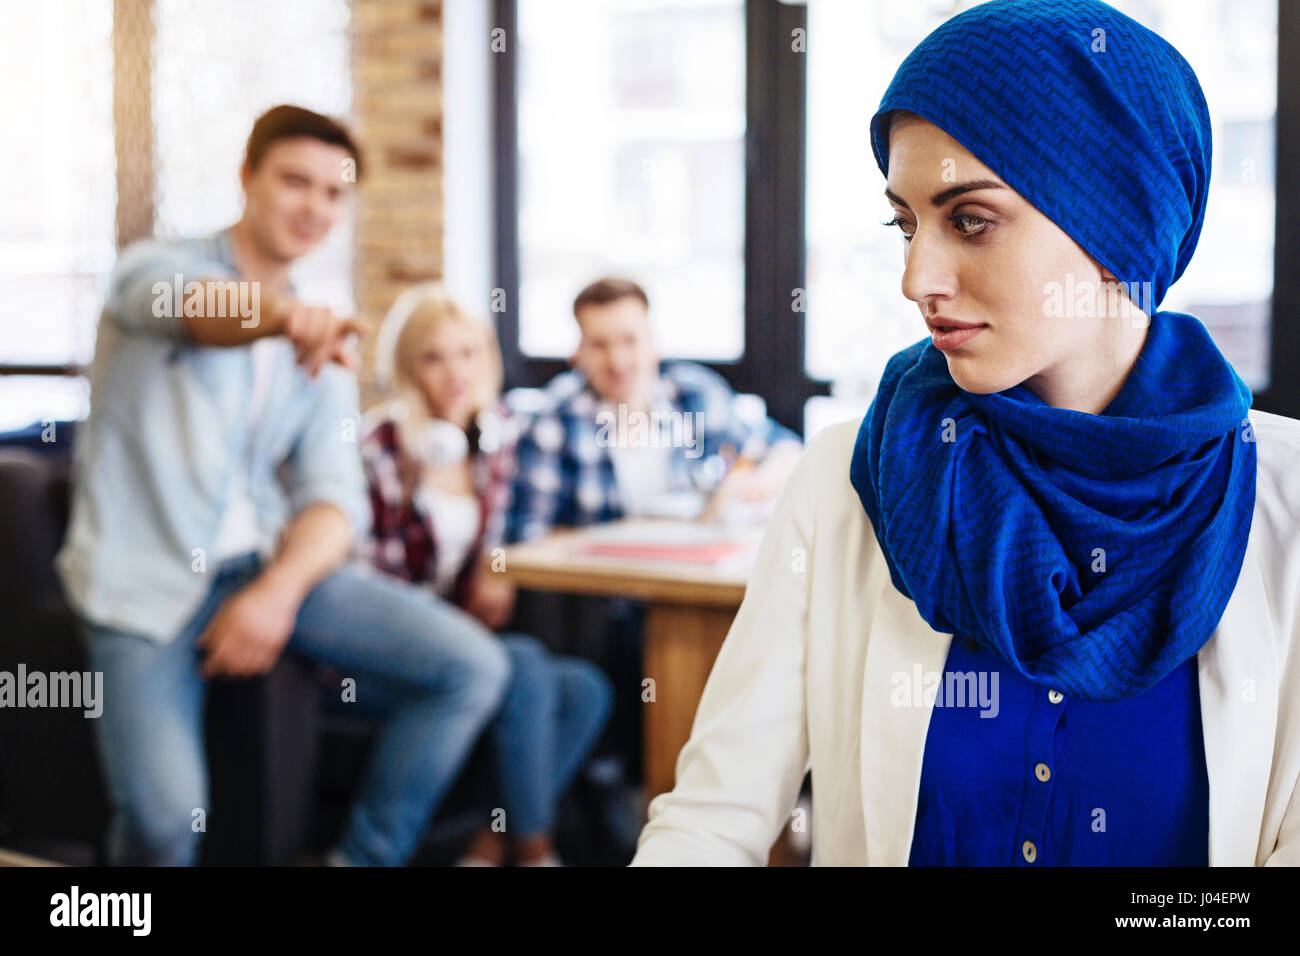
[642,602,811,867]
[642,602,735,804]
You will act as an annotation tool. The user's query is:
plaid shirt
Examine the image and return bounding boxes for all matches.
[505,360,800,543]
[361,402,516,607]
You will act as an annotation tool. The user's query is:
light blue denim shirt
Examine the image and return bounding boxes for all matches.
[56,228,371,642]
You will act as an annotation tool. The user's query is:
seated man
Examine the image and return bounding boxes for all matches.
[503,277,802,799]
[505,277,803,544]
[56,105,509,866]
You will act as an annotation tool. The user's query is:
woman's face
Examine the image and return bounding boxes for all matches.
[412,319,489,429]
[884,113,1138,407]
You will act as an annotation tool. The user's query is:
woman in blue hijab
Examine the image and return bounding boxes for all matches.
[633,0,1300,866]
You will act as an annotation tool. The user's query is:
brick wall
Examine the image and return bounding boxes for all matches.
[350,0,445,400]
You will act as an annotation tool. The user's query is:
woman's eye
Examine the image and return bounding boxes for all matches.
[950,213,990,236]
[882,216,916,241]
[882,213,990,241]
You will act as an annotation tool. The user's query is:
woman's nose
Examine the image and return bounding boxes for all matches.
[899,226,959,305]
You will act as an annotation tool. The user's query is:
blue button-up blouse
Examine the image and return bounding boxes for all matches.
[907,635,1209,865]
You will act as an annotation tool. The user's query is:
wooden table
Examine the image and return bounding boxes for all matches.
[503,520,807,865]
[0,846,59,866]
[501,520,755,803]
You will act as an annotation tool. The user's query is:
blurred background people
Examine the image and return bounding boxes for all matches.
[361,282,613,866]
[53,106,512,866]
[502,276,804,809]
[506,277,804,545]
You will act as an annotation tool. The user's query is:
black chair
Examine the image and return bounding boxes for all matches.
[0,442,321,865]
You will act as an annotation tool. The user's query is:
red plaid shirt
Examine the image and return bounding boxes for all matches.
[360,403,516,609]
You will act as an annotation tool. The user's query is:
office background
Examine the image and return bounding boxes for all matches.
[0,0,1295,867]
[1,0,1294,439]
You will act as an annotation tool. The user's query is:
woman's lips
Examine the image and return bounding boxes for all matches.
[930,324,988,350]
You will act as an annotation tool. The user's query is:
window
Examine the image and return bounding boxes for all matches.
[0,1,114,429]
[514,0,746,360]
[1110,0,1277,392]
[0,0,355,433]
[152,0,356,314]
[495,0,1296,430]
[804,0,973,396]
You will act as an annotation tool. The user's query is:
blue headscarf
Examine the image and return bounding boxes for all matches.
[849,0,1258,702]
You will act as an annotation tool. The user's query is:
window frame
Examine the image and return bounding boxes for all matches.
[491,0,1299,429]
[490,0,827,435]
[1267,0,1300,419]
[7,2,1296,427]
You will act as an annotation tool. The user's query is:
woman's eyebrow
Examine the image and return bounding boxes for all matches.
[884,179,1008,209]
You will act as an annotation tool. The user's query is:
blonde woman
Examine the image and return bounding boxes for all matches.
[363,283,613,866]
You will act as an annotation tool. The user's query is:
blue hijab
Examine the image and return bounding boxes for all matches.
[849,0,1258,702]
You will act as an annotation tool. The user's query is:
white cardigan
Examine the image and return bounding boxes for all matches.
[631,411,1300,866]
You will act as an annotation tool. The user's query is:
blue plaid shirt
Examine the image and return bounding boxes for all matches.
[505,361,800,543]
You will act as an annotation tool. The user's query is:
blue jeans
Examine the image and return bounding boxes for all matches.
[489,635,613,837]
[324,632,613,840]
[85,553,510,866]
